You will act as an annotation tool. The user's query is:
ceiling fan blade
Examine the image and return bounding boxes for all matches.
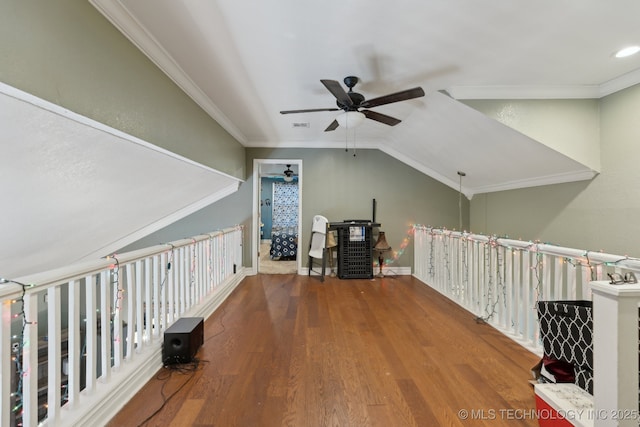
[362,110,401,126]
[360,87,425,108]
[280,108,340,114]
[324,120,339,132]
[320,79,353,107]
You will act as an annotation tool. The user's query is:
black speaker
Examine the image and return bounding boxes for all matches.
[163,317,204,365]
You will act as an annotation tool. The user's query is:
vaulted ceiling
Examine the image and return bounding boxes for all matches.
[91,0,640,195]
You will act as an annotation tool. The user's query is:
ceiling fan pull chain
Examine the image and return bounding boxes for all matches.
[353,128,357,157]
[345,120,349,153]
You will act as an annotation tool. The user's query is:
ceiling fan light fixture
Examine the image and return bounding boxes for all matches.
[615,45,640,58]
[281,76,424,131]
[283,164,295,182]
[336,111,366,129]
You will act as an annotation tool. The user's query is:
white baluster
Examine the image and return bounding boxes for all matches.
[67,279,80,406]
[112,264,122,368]
[135,260,143,351]
[22,291,38,426]
[0,297,11,427]
[505,247,514,333]
[145,257,153,342]
[85,274,97,393]
[156,253,163,334]
[126,262,136,359]
[47,286,61,425]
[100,270,111,381]
[553,257,563,300]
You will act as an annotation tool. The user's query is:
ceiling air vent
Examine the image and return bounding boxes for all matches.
[292,122,310,128]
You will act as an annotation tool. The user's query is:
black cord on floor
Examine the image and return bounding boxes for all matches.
[204,304,227,344]
[136,304,228,426]
[136,358,207,427]
[133,300,230,426]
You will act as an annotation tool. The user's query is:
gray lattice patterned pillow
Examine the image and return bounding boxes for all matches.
[538,300,593,394]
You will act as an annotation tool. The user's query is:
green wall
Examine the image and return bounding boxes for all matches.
[0,0,245,178]
[118,180,253,256]
[123,147,466,270]
[248,148,466,269]
[470,84,640,257]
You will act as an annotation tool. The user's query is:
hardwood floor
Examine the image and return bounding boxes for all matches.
[108,275,540,427]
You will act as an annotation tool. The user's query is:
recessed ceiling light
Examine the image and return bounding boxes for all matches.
[615,45,640,58]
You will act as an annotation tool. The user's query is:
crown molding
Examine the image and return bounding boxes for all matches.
[599,68,640,97]
[448,85,602,100]
[472,169,598,195]
[89,0,248,145]
[378,143,597,198]
[243,137,387,149]
[449,69,640,101]
[378,145,475,199]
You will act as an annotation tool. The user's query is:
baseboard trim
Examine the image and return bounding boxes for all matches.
[300,266,412,276]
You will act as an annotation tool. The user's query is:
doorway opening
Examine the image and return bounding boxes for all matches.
[252,159,302,274]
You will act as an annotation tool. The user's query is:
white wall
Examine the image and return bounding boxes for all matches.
[464,98,601,173]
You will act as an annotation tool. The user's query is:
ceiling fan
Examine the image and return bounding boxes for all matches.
[280,76,425,131]
[283,164,296,182]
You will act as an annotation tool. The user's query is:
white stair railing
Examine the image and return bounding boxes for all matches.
[0,226,244,427]
[414,226,640,426]
[413,226,640,351]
